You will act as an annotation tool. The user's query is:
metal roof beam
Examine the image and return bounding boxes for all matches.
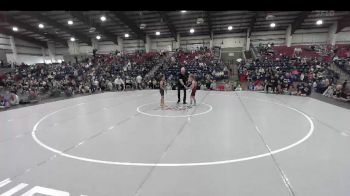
[0,27,48,48]
[291,11,312,35]
[1,13,68,47]
[248,12,258,37]
[69,11,118,44]
[205,11,213,39]
[109,11,146,43]
[158,11,177,41]
[26,11,92,45]
[336,11,350,33]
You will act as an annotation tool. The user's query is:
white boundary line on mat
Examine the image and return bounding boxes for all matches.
[32,97,314,167]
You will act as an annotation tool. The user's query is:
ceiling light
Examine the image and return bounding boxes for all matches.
[12,26,18,32]
[228,25,233,30]
[140,23,146,29]
[100,16,106,22]
[68,20,73,25]
[38,24,44,29]
[316,19,323,25]
[70,37,75,42]
[125,33,129,38]
[181,10,187,13]
[270,23,276,28]
[155,31,160,35]
[196,18,204,24]
[89,27,96,33]
[96,35,101,40]
[190,28,195,33]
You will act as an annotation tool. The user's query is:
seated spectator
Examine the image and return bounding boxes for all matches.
[9,93,19,106]
[107,80,113,91]
[210,80,217,90]
[0,95,10,108]
[114,76,124,91]
[323,84,335,97]
[333,85,344,99]
[64,86,74,97]
[235,84,242,91]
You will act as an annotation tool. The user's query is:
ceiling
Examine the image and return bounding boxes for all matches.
[0,10,349,48]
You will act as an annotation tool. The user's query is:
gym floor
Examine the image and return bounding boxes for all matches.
[1,90,349,196]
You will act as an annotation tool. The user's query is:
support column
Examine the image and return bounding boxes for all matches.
[47,41,56,63]
[68,40,79,55]
[209,31,214,48]
[246,38,251,51]
[246,28,251,51]
[41,47,46,63]
[145,35,151,53]
[174,33,180,50]
[91,38,99,50]
[117,37,123,52]
[286,24,292,47]
[9,36,18,66]
[328,22,337,46]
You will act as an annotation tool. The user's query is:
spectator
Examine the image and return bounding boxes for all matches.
[177,67,188,104]
[114,76,124,91]
[9,93,19,106]
[136,75,142,90]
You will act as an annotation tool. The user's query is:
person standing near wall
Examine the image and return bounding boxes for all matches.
[177,67,188,104]
[136,75,142,90]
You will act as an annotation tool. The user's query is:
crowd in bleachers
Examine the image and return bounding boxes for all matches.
[334,58,350,75]
[154,47,229,90]
[257,43,350,61]
[322,79,350,102]
[0,48,230,110]
[239,57,333,96]
[0,60,11,68]
[0,51,164,109]
[241,43,350,101]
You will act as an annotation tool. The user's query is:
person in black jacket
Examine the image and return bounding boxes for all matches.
[177,67,188,104]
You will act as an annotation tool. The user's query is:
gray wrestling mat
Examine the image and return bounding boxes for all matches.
[1,90,350,196]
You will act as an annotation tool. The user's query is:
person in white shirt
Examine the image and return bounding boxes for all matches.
[136,75,142,90]
[107,80,113,91]
[92,79,99,92]
[235,84,242,91]
[125,76,132,89]
[114,76,124,91]
[300,73,305,82]
[210,80,216,90]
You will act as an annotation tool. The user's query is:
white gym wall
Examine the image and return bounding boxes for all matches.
[2,28,350,65]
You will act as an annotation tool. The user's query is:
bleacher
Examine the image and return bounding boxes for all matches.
[158,48,229,83]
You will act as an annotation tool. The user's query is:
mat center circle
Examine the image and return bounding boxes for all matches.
[31,94,314,167]
[136,101,213,117]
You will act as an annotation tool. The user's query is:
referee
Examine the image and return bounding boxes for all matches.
[177,67,188,104]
